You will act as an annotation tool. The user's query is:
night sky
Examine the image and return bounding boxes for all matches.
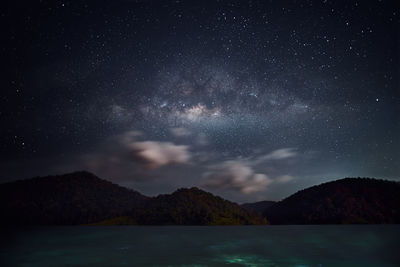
[1,0,399,202]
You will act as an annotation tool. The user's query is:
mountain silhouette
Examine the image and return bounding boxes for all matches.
[0,171,266,225]
[241,200,277,214]
[263,178,400,224]
[1,173,398,225]
[0,171,148,225]
[129,187,268,225]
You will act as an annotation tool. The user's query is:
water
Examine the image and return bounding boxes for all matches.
[1,225,399,266]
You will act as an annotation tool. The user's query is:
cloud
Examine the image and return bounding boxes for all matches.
[80,130,192,182]
[202,150,297,194]
[203,160,272,194]
[263,148,297,160]
[253,148,297,165]
[275,175,294,183]
[130,141,191,169]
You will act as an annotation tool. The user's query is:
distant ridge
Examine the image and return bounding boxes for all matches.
[0,171,266,225]
[263,178,400,224]
[131,187,268,225]
[241,201,276,214]
[1,173,399,225]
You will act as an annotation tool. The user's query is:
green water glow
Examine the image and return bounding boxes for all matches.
[0,225,399,266]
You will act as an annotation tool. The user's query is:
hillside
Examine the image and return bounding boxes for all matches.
[264,178,400,224]
[0,172,267,225]
[0,171,148,225]
[134,187,268,225]
[2,173,398,225]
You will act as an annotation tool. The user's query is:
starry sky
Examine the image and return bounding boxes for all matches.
[1,0,399,202]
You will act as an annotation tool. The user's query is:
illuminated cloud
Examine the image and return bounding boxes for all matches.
[263,148,297,160]
[203,160,272,194]
[130,141,191,169]
[253,148,297,165]
[80,131,191,180]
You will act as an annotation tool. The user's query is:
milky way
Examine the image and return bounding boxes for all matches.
[1,0,398,202]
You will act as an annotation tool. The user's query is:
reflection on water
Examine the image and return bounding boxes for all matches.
[1,225,399,266]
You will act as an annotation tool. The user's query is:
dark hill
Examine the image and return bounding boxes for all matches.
[0,171,148,225]
[264,178,400,224]
[0,172,267,225]
[132,187,268,225]
[241,201,276,214]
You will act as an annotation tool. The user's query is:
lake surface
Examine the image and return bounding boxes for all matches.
[1,225,399,266]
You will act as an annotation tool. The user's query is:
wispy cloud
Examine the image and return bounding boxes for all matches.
[253,148,297,165]
[130,141,191,169]
[80,130,192,182]
[203,160,272,194]
[202,148,298,194]
[275,175,294,183]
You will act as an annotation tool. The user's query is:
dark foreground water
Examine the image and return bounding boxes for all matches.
[1,225,399,266]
